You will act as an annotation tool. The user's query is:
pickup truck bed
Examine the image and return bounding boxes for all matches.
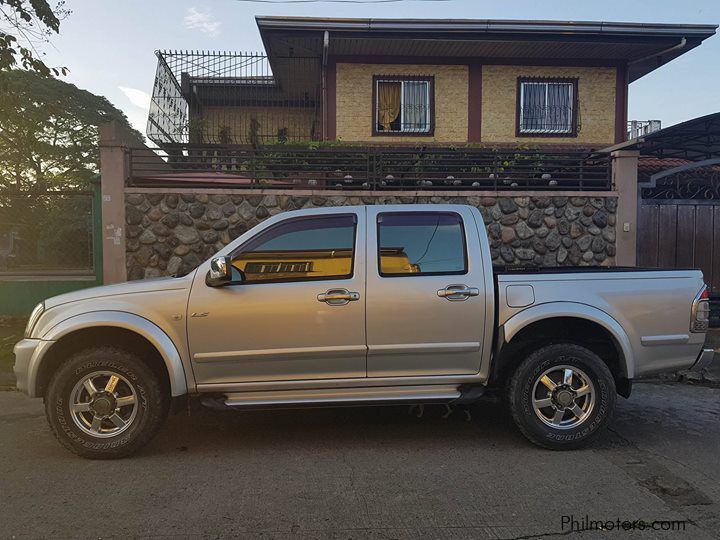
[493,265,708,380]
[494,265,694,274]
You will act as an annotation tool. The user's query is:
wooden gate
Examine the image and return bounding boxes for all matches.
[638,202,720,291]
[638,158,720,293]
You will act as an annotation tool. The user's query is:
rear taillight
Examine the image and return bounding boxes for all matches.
[691,285,710,333]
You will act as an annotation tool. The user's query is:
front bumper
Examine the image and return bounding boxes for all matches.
[689,348,715,373]
[13,339,42,395]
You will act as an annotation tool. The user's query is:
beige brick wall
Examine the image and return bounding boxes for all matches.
[197,64,617,145]
[335,63,469,143]
[200,106,317,143]
[481,65,617,145]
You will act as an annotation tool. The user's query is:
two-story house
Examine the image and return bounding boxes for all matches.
[108,16,716,285]
[147,17,716,150]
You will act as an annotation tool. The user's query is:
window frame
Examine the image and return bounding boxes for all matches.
[372,75,435,137]
[376,211,468,278]
[515,77,579,138]
[229,214,358,285]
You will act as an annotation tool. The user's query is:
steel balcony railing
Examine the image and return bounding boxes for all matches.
[128,145,613,192]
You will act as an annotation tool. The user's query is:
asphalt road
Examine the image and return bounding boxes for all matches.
[1,382,719,539]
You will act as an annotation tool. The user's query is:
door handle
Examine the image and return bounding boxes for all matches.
[437,285,480,301]
[317,288,360,306]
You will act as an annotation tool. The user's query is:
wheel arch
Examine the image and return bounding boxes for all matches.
[495,303,634,393]
[30,312,188,398]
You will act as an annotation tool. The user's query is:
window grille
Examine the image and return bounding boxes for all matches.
[519,80,576,135]
[375,77,432,134]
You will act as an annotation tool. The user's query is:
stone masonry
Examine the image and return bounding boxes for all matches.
[125,191,617,280]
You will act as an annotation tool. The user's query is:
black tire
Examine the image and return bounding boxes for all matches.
[45,346,169,459]
[508,343,616,450]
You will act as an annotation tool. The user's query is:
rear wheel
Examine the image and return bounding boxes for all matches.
[508,343,616,450]
[45,347,169,459]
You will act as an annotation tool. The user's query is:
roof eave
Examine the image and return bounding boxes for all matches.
[255,16,718,39]
[255,16,717,83]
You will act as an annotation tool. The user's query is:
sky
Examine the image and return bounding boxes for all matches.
[36,0,720,138]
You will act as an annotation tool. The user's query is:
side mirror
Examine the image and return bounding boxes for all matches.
[206,256,234,287]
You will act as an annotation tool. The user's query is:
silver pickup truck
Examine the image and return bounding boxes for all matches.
[14,204,713,458]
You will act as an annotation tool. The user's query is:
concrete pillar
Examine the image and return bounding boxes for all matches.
[612,150,640,266]
[99,121,141,283]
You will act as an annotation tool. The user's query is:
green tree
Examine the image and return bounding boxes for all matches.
[0,69,142,192]
[0,0,70,76]
[0,70,142,272]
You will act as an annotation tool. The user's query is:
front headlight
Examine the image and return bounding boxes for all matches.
[24,302,45,338]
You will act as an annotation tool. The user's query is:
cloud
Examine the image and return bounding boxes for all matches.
[184,7,220,36]
[125,108,149,139]
[119,86,152,110]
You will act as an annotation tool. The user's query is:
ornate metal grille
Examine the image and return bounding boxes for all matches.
[147,51,322,146]
[518,79,576,135]
[374,77,432,134]
[641,167,720,200]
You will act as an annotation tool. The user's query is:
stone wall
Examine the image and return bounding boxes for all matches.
[125,191,617,280]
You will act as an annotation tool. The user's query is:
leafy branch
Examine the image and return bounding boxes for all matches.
[0,69,142,194]
[0,0,70,76]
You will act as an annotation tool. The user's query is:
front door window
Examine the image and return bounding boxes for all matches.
[231,215,356,283]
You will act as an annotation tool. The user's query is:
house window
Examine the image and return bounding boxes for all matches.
[517,78,578,136]
[374,76,433,135]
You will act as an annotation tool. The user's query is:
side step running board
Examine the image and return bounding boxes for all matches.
[218,385,462,409]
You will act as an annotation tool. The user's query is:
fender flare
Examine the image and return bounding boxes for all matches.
[30,311,188,398]
[502,302,635,378]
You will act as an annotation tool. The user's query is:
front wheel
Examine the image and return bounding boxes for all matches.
[508,343,616,450]
[45,347,169,459]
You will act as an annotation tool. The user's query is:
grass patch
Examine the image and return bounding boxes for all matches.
[0,317,26,386]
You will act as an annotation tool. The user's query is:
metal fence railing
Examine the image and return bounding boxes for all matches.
[518,105,575,135]
[627,120,662,140]
[129,145,613,191]
[0,191,96,275]
[147,51,322,146]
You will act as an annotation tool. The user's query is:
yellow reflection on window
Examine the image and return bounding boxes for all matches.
[233,249,353,282]
[379,248,420,275]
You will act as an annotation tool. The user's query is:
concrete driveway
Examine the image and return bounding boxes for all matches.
[0,382,718,539]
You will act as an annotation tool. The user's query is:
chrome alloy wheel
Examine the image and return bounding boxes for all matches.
[70,371,138,438]
[531,365,596,430]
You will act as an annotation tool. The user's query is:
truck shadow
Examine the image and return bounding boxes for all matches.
[143,384,715,458]
[147,399,530,456]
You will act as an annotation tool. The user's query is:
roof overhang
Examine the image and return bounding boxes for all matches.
[256,16,717,82]
[601,112,720,160]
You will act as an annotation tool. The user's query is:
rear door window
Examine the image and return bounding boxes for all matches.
[377,212,467,276]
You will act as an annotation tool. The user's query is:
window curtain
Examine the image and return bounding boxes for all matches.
[522,83,545,131]
[522,82,572,132]
[403,81,427,131]
[547,83,572,132]
[378,82,401,131]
